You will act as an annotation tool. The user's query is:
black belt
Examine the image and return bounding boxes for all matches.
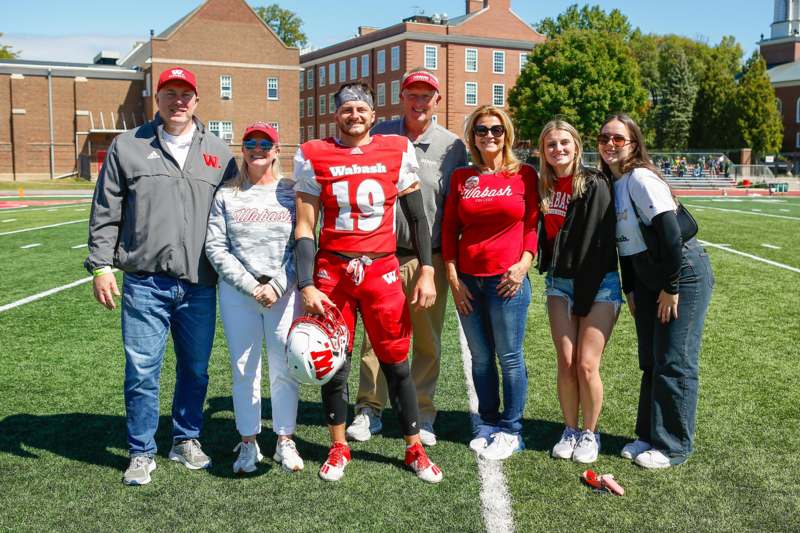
[396,246,441,257]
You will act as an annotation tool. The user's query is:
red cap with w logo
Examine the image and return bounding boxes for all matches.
[157,67,198,94]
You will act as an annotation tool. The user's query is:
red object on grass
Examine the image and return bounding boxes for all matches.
[582,469,625,496]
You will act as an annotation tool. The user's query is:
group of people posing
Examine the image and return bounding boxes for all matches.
[85,66,714,487]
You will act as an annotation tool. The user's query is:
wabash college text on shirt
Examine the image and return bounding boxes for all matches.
[543,175,573,254]
[442,164,540,276]
[293,134,420,254]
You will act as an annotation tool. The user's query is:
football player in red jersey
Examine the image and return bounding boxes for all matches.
[293,83,443,483]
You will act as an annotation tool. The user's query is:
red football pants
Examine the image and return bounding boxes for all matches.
[314,251,411,364]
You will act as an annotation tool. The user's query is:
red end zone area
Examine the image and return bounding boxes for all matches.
[0,199,91,209]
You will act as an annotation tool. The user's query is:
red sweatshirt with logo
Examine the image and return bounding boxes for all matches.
[442,164,540,276]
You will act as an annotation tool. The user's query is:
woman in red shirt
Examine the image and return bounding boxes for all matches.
[442,105,540,461]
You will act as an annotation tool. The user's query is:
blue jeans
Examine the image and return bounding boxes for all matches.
[632,239,714,464]
[457,273,531,435]
[121,273,216,456]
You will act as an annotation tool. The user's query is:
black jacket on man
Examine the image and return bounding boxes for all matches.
[536,168,618,316]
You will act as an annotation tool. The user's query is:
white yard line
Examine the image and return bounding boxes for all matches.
[458,324,514,533]
[683,205,800,221]
[70,243,88,249]
[761,243,782,250]
[0,219,88,237]
[0,203,91,214]
[20,243,42,249]
[699,240,800,274]
[2,219,17,223]
[0,275,102,314]
[780,209,791,212]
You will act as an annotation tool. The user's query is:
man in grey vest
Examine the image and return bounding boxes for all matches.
[85,66,237,485]
[347,68,468,445]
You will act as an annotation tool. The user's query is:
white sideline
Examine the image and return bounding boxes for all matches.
[458,324,514,533]
[0,276,93,313]
[0,219,88,236]
[683,204,800,221]
[699,240,800,274]
[0,203,90,214]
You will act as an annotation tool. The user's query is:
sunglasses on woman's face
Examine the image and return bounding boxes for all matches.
[243,139,274,150]
[474,124,505,137]
[597,134,634,148]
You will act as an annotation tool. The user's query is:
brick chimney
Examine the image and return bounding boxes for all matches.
[465,0,484,14]
[358,26,377,36]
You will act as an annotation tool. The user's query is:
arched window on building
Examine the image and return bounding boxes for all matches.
[795,96,800,122]
[777,97,783,115]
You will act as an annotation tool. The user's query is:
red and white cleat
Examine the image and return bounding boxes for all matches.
[405,442,443,484]
[319,442,351,482]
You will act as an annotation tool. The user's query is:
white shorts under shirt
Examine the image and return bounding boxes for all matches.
[614,167,676,257]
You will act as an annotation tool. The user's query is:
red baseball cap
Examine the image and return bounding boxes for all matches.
[401,70,440,92]
[157,67,198,94]
[242,122,279,143]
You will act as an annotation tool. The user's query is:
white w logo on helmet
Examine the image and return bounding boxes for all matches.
[286,305,349,386]
[171,69,185,77]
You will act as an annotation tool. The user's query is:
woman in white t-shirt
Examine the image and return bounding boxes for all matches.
[205,123,304,474]
[598,114,714,470]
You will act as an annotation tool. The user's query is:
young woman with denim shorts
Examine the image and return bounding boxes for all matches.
[599,114,714,469]
[442,105,540,461]
[535,119,622,464]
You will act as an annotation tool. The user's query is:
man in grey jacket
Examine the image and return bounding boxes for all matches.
[347,69,468,446]
[85,66,236,485]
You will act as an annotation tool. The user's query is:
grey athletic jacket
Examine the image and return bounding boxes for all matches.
[85,114,237,286]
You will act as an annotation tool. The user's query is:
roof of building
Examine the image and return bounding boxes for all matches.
[0,58,142,79]
[768,61,800,85]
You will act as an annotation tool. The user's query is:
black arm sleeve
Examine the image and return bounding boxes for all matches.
[398,189,433,267]
[619,255,635,295]
[651,210,682,294]
[295,237,316,289]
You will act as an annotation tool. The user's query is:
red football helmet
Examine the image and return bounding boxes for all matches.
[286,304,349,385]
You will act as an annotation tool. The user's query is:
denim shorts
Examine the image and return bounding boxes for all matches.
[545,271,623,315]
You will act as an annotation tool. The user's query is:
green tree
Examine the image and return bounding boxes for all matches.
[509,29,648,143]
[654,46,697,149]
[254,4,308,48]
[736,52,783,155]
[690,38,742,148]
[536,4,633,39]
[0,33,19,59]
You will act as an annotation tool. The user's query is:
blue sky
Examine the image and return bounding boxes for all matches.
[3,1,772,63]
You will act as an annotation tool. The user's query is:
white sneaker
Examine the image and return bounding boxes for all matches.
[621,439,652,460]
[123,455,156,486]
[319,442,351,482]
[419,422,437,447]
[405,442,443,483]
[273,439,304,472]
[469,425,497,452]
[551,426,580,460]
[232,440,263,474]
[634,449,672,469]
[479,432,524,461]
[572,430,600,464]
[346,407,382,442]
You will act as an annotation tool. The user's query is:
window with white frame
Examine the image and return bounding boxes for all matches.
[339,60,346,83]
[319,123,327,138]
[299,71,304,91]
[377,83,386,107]
[777,97,783,114]
[391,115,400,120]
[465,82,478,106]
[307,69,314,88]
[319,94,326,115]
[319,65,325,87]
[209,121,233,143]
[299,128,304,143]
[465,48,478,72]
[493,51,505,74]
[208,121,220,136]
[492,84,505,106]
[308,125,314,139]
[328,63,336,85]
[796,132,800,148]
[361,54,370,77]
[796,97,800,123]
[424,45,438,70]
[220,75,232,99]
[377,49,386,74]
[299,99,304,118]
[519,53,528,72]
[328,122,335,136]
[350,57,358,80]
[377,116,386,123]
[329,94,335,114]
[391,46,400,71]
[391,80,400,105]
[267,77,279,100]
[307,97,314,117]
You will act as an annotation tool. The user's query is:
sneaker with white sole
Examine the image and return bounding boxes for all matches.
[469,424,497,453]
[346,407,383,442]
[169,439,212,470]
[419,421,437,447]
[479,432,524,461]
[123,455,156,486]
[319,442,351,482]
[621,439,652,460]
[405,442,443,483]
[273,439,304,472]
[551,426,580,460]
[634,449,672,469]
[232,440,263,474]
[571,430,600,464]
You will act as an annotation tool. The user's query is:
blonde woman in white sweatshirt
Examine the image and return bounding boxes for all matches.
[206,122,303,474]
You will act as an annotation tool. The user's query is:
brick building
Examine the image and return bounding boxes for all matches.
[299,0,544,143]
[0,0,299,181]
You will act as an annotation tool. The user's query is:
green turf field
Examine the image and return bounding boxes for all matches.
[1,196,798,532]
